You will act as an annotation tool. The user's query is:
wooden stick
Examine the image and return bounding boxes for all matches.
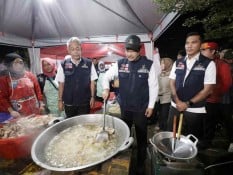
[173,115,177,138]
[177,113,183,139]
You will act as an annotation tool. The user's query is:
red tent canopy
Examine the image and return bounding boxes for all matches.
[40,43,145,60]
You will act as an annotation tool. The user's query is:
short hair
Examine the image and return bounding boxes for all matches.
[66,37,81,48]
[186,32,203,42]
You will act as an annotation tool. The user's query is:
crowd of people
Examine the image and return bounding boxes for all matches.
[0,33,232,175]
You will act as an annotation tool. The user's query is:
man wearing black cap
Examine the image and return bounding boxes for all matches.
[102,35,158,175]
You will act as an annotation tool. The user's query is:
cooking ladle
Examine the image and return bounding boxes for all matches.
[172,113,183,152]
[96,99,109,142]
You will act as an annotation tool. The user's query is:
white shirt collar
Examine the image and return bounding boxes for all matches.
[185,52,200,61]
[71,57,82,65]
[65,55,82,65]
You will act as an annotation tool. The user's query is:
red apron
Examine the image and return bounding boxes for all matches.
[10,76,40,116]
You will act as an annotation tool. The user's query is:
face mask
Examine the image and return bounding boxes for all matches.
[12,61,24,72]
[10,61,25,77]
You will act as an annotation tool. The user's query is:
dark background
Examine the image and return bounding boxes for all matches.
[155,14,204,60]
[0,46,27,62]
[155,13,233,60]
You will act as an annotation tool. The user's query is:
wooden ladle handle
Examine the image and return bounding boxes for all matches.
[177,113,183,139]
[173,115,177,138]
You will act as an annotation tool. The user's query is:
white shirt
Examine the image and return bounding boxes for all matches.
[169,53,216,113]
[55,57,98,83]
[102,60,159,109]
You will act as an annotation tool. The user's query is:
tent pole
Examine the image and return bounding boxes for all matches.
[151,39,153,60]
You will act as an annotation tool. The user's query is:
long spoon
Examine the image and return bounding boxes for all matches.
[95,99,109,142]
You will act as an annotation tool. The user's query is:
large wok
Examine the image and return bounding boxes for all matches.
[31,114,133,172]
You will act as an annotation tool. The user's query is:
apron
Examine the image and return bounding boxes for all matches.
[10,76,40,116]
[43,79,59,115]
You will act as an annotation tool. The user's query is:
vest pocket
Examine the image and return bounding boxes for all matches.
[191,70,205,76]
[119,72,129,79]
[64,69,75,76]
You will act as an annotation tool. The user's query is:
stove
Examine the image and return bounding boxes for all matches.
[148,145,205,175]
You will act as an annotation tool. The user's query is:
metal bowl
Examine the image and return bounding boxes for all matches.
[149,131,198,161]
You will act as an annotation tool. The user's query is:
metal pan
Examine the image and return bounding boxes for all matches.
[149,131,198,161]
[31,114,133,172]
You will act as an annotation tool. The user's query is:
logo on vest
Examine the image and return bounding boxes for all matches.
[138,64,149,73]
[119,64,130,73]
[65,62,73,69]
[177,62,185,70]
[81,63,88,68]
[193,64,206,71]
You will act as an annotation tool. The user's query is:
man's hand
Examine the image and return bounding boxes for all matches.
[102,89,110,101]
[176,101,188,112]
[145,108,153,118]
[90,97,95,108]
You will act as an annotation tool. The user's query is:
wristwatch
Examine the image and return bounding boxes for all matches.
[186,100,194,107]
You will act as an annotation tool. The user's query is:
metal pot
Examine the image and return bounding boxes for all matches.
[149,131,198,161]
[31,114,133,172]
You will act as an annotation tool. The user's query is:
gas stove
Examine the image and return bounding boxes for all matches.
[148,145,205,175]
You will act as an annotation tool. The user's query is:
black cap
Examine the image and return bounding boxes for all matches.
[125,35,141,52]
[4,53,23,64]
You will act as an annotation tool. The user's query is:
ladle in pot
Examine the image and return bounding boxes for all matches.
[172,113,183,152]
[96,99,109,142]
